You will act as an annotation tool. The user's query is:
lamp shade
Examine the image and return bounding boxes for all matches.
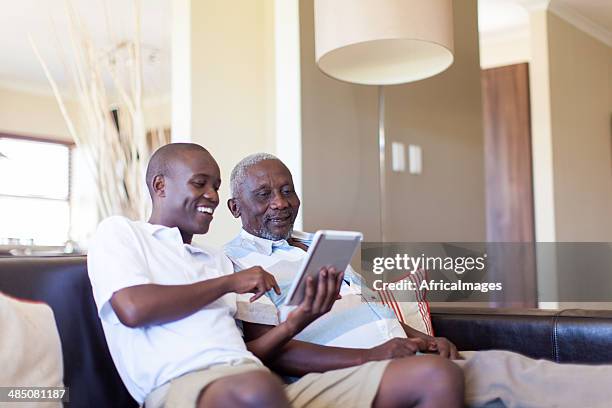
[314,0,454,85]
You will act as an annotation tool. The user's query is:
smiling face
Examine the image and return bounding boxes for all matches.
[228,159,300,241]
[152,149,221,243]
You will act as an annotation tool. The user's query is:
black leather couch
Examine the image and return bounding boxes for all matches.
[2,256,612,408]
[432,307,612,364]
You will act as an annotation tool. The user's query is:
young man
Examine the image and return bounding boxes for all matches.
[87,143,464,408]
[224,152,612,408]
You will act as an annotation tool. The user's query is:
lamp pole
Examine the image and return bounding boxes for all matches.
[378,86,387,242]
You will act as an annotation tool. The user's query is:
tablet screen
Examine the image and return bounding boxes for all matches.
[284,230,362,306]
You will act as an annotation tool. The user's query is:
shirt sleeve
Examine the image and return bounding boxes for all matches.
[235,293,280,325]
[87,217,152,325]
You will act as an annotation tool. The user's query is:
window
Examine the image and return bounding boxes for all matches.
[0,136,72,246]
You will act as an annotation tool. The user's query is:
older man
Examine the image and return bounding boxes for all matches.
[88,143,464,408]
[225,153,456,354]
[225,152,612,408]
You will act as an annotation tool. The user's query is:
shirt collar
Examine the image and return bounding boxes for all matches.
[144,222,209,256]
[238,229,291,256]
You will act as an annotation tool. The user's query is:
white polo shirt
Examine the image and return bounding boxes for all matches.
[87,216,261,404]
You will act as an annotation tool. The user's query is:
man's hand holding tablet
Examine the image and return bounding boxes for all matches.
[282,266,345,334]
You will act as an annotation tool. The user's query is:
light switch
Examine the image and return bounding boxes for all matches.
[391,142,405,172]
[408,144,422,174]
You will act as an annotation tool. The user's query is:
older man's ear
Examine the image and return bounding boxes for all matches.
[227,198,241,218]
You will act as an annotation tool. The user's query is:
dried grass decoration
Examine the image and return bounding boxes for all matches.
[30,0,155,221]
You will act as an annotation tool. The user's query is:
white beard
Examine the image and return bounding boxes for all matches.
[256,226,293,241]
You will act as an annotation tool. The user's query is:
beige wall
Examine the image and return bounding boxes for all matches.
[299,0,486,242]
[187,0,276,247]
[0,87,76,142]
[548,13,612,241]
[0,86,172,143]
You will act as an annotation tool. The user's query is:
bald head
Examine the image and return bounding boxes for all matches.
[146,143,210,198]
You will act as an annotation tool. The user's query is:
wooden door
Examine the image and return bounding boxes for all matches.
[481,63,537,307]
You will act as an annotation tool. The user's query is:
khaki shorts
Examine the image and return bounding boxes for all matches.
[145,359,390,408]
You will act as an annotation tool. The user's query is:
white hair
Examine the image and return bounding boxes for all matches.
[230,152,280,198]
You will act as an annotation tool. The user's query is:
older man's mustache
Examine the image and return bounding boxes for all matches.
[265,211,294,222]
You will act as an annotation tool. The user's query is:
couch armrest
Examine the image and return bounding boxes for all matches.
[430,307,612,364]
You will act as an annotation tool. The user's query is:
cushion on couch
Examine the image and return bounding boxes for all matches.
[0,293,63,408]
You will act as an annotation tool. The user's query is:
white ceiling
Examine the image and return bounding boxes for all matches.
[478,0,530,39]
[0,0,608,98]
[0,0,171,97]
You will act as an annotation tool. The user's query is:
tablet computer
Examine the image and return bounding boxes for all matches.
[283,230,363,306]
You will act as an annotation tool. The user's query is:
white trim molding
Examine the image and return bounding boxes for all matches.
[274,0,303,231]
[517,0,551,12]
[170,0,192,143]
[548,2,612,48]
[480,26,530,47]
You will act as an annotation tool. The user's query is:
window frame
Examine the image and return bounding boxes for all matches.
[0,132,75,245]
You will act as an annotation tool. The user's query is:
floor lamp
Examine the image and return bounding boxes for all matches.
[314,0,455,241]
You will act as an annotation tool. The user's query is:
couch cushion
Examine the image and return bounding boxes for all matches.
[431,307,612,364]
[0,256,137,408]
[555,309,612,364]
[0,293,63,408]
[431,307,557,360]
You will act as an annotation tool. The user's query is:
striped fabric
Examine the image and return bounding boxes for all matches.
[224,230,432,349]
[378,268,433,336]
[361,266,432,336]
